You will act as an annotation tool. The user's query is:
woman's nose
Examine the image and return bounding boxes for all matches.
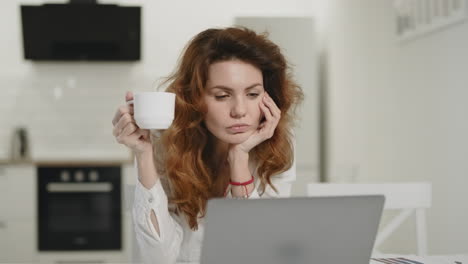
[230,98,247,118]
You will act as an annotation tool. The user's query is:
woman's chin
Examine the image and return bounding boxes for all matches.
[220,131,253,144]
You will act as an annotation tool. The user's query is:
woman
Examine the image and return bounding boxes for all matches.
[112,26,303,264]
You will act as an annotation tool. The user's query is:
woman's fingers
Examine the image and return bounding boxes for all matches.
[258,93,281,139]
[112,104,134,126]
[261,96,274,120]
[113,113,128,136]
[259,102,275,138]
[113,91,134,125]
[112,92,153,154]
[120,121,138,137]
[264,93,281,118]
[125,91,134,103]
[140,129,151,141]
[113,113,133,137]
[119,128,144,146]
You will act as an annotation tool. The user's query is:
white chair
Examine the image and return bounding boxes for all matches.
[307,182,432,256]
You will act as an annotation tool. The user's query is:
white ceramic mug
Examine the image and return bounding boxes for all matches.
[128,92,175,129]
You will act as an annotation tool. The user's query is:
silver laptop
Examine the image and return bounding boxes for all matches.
[200,195,384,264]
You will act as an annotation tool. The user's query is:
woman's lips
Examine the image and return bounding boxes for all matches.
[227,124,250,133]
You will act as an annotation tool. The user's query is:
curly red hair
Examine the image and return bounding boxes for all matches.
[152,27,303,230]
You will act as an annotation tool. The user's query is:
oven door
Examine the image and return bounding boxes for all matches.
[38,166,121,251]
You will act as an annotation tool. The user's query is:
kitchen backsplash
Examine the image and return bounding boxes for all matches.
[0,64,162,161]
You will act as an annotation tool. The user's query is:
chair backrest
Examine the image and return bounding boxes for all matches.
[307,182,432,256]
[307,183,431,209]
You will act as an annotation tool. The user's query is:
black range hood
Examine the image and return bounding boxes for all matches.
[20,0,141,61]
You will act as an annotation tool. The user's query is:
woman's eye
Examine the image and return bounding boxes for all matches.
[215,94,229,100]
[248,93,260,98]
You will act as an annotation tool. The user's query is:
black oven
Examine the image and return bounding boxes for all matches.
[38,165,121,251]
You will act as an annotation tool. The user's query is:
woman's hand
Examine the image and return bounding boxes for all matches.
[228,92,281,158]
[112,91,152,155]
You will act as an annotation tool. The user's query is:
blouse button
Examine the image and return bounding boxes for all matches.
[148,197,153,203]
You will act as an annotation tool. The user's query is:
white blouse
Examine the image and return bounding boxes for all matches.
[132,160,296,264]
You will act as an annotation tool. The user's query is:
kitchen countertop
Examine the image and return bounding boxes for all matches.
[0,159,133,166]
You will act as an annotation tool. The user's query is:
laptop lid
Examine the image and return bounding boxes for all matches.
[200,195,384,264]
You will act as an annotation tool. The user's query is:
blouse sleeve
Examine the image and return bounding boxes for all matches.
[132,176,184,264]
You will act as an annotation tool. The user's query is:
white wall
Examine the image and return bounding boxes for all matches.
[0,0,314,161]
[318,0,468,255]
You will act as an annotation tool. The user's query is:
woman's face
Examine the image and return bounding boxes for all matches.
[203,60,265,145]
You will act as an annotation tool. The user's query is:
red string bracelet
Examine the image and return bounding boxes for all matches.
[224,176,254,198]
[229,175,254,186]
[243,185,249,198]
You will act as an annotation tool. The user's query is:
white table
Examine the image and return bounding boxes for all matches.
[370,254,468,264]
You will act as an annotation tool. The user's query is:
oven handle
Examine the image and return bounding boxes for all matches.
[46,182,113,192]
[56,261,105,264]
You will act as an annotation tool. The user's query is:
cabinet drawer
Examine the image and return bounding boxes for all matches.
[0,220,7,258]
[0,219,36,263]
[2,165,36,220]
[123,163,136,213]
[0,167,7,219]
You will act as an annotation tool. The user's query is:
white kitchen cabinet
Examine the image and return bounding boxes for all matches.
[0,219,36,263]
[0,164,36,263]
[122,162,136,213]
[122,163,136,262]
[0,164,36,220]
[37,251,127,264]
[0,166,7,219]
[122,162,138,263]
[0,221,7,258]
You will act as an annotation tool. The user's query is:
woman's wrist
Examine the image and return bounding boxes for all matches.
[228,147,253,196]
[230,182,255,198]
[227,146,254,198]
[134,148,159,189]
[227,147,249,166]
[135,147,153,161]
